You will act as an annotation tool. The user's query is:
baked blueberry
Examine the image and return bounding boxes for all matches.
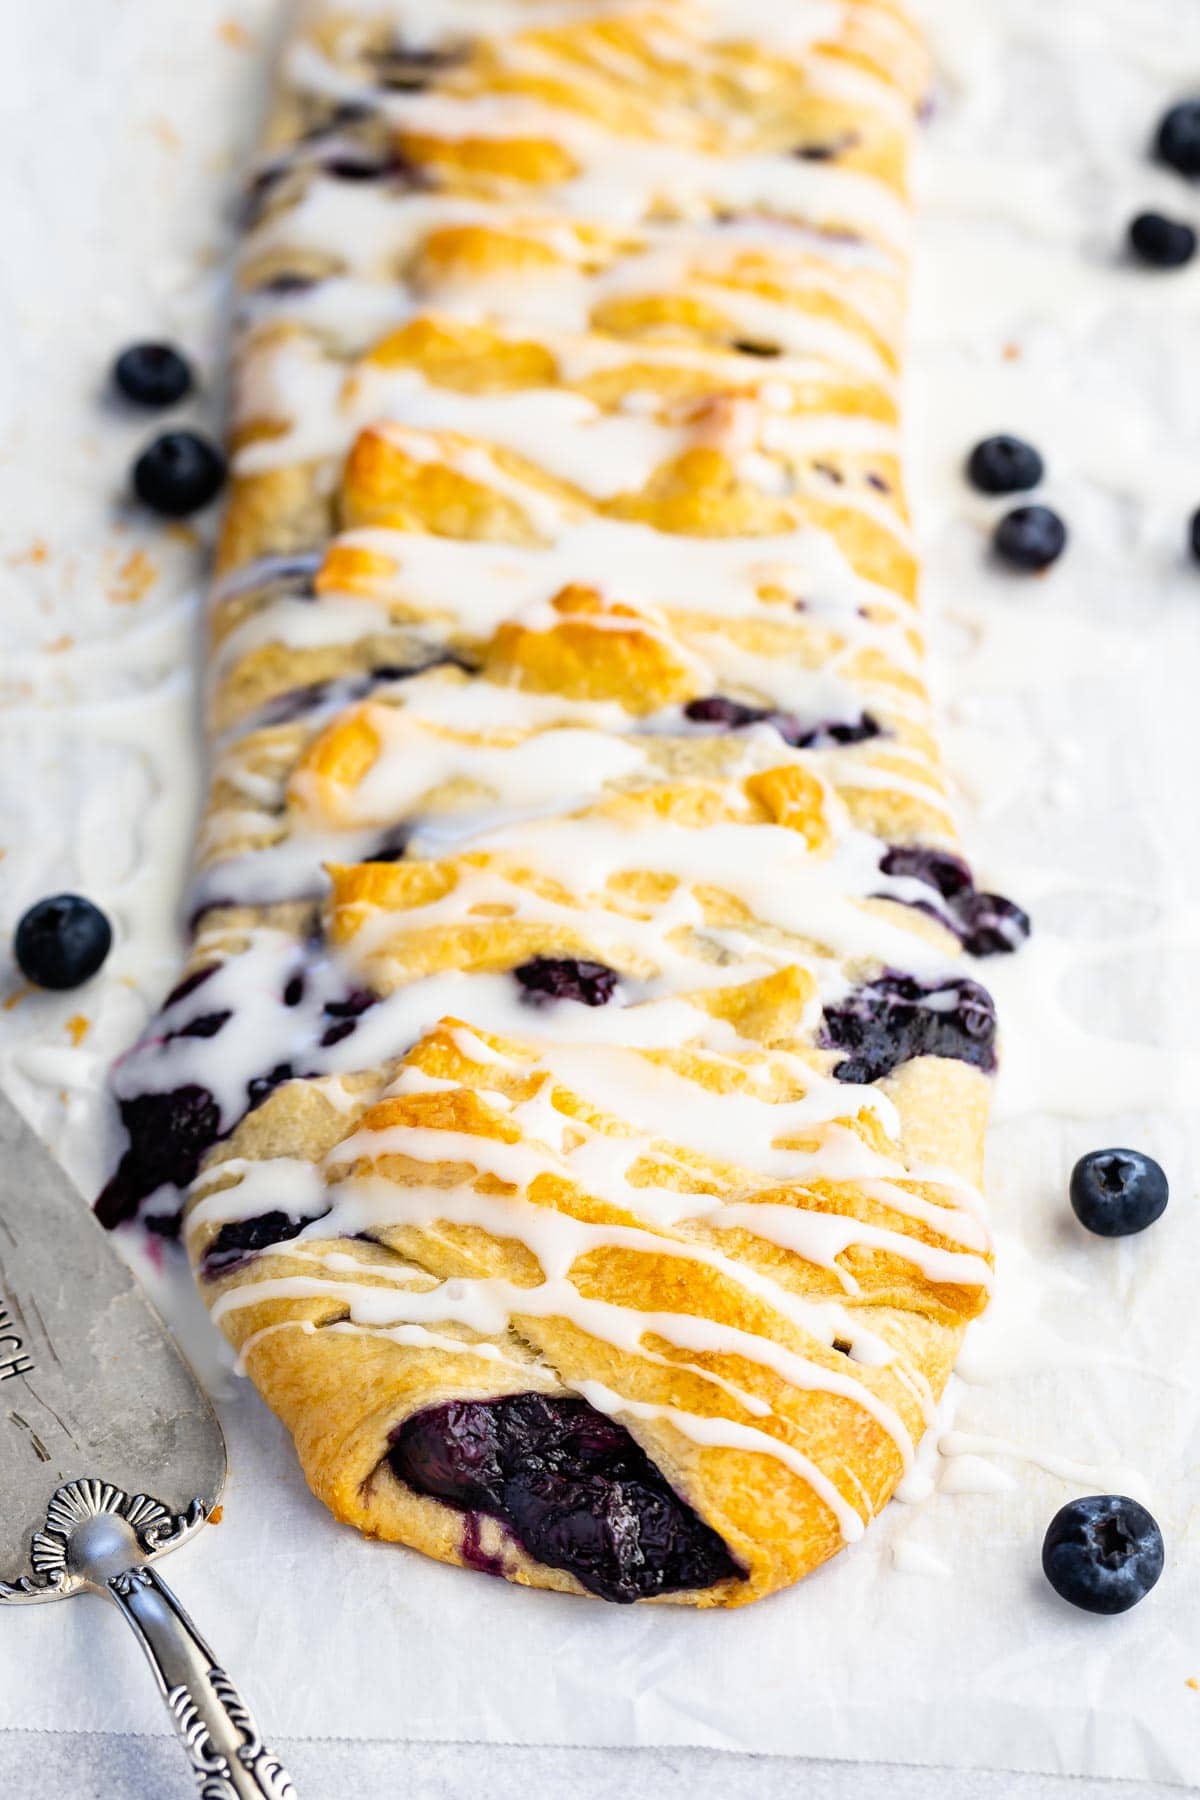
[95,1085,222,1229]
[1128,211,1196,269]
[133,430,227,517]
[202,1209,324,1278]
[683,695,880,750]
[390,1393,741,1603]
[1042,1495,1164,1614]
[1069,1148,1168,1237]
[515,956,618,1006]
[1156,100,1200,177]
[820,970,997,1083]
[14,894,113,989]
[994,505,1067,571]
[966,435,1044,496]
[877,847,1030,957]
[112,342,193,408]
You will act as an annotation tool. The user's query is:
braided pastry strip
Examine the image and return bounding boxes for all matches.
[101,0,1008,1607]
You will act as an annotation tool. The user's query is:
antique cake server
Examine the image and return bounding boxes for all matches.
[0,1087,296,1797]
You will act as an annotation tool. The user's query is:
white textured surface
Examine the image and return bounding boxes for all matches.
[2,0,1200,1792]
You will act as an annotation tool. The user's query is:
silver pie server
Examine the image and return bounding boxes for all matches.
[0,1087,296,1797]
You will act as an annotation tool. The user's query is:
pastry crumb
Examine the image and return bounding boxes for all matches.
[209,1504,225,1524]
[148,115,181,152]
[44,634,74,654]
[1188,1678,1199,1692]
[108,549,158,605]
[8,538,49,567]
[218,18,255,49]
[1002,342,1022,361]
[2,984,30,1011]
[65,1015,90,1046]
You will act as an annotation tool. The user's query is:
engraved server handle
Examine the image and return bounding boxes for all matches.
[51,1498,298,1800]
[102,1561,295,1798]
[102,1561,296,1799]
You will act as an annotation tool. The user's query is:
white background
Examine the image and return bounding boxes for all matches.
[1,0,1199,1792]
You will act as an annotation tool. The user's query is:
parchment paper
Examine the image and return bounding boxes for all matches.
[2,0,1199,1784]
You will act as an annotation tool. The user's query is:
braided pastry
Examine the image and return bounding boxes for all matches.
[100,0,1024,1607]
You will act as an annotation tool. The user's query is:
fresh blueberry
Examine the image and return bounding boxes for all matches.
[14,894,112,990]
[390,1393,741,1602]
[1069,1148,1168,1237]
[966,435,1044,495]
[133,430,226,517]
[1189,507,1200,563]
[112,342,193,408]
[1128,211,1196,269]
[994,505,1067,571]
[515,956,618,1006]
[1156,100,1200,177]
[1042,1495,1164,1615]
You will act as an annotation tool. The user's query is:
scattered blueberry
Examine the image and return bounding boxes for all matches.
[820,971,998,1084]
[1128,211,1196,269]
[1189,507,1200,563]
[966,435,1044,496]
[1156,100,1200,177]
[112,343,193,408]
[14,894,113,990]
[1069,1148,1169,1237]
[515,956,618,1007]
[133,430,227,517]
[390,1393,741,1602]
[1042,1495,1164,1615]
[994,504,1067,571]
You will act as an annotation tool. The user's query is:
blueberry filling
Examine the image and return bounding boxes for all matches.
[162,964,220,1008]
[95,1086,223,1229]
[514,956,619,1007]
[793,133,860,162]
[820,970,997,1083]
[878,845,1030,957]
[202,1209,327,1278]
[172,1010,232,1041]
[256,272,321,296]
[389,1393,741,1603]
[247,652,472,732]
[366,826,411,864]
[372,43,462,91]
[97,971,381,1230]
[246,1062,297,1108]
[683,695,881,750]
